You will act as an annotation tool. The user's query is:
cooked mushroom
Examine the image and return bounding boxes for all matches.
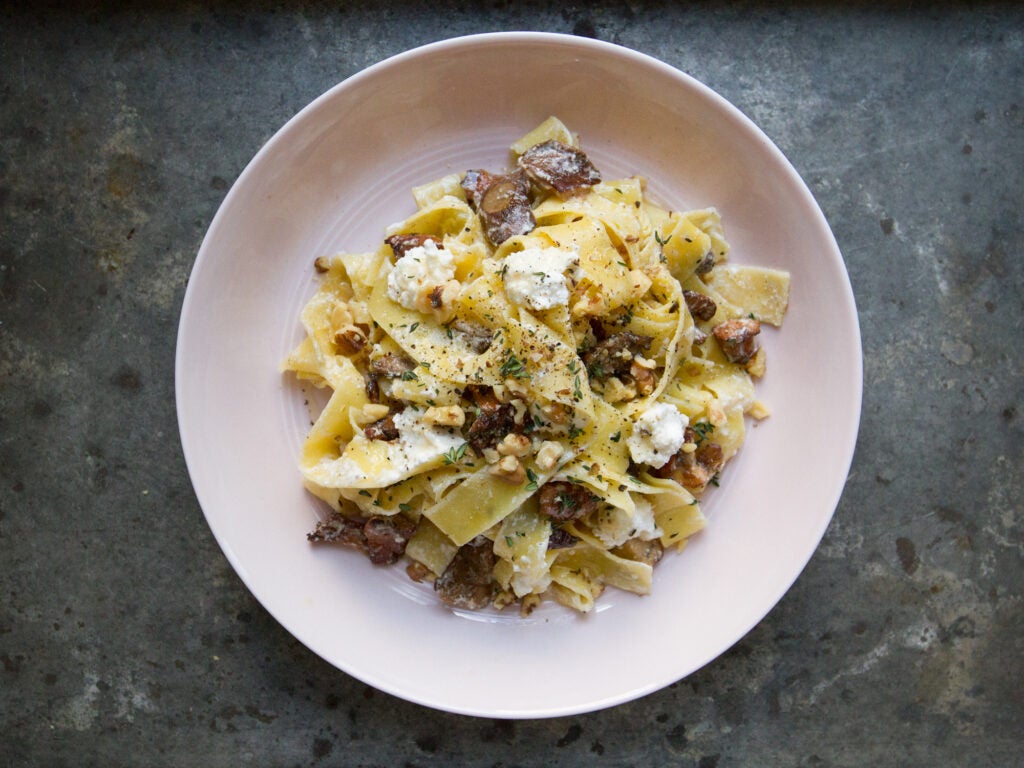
[713,318,761,364]
[385,233,443,259]
[517,140,601,196]
[369,352,416,378]
[363,413,399,441]
[450,319,494,354]
[434,535,498,609]
[537,481,598,522]
[683,289,717,322]
[581,331,653,379]
[308,513,416,566]
[612,537,664,567]
[650,430,725,491]
[475,169,536,246]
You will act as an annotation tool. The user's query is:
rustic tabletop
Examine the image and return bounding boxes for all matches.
[1,2,1021,766]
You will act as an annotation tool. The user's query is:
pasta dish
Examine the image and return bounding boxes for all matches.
[282,118,790,614]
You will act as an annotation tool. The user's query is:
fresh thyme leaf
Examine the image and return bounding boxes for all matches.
[525,467,539,492]
[442,442,468,465]
[400,370,419,381]
[692,420,715,444]
[410,322,419,332]
[610,431,621,443]
[504,535,515,547]
[500,352,530,379]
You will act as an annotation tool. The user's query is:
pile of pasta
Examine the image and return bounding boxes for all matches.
[283,118,789,614]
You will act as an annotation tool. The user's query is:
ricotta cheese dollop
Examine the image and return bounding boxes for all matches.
[500,245,578,311]
[386,239,456,311]
[627,402,688,468]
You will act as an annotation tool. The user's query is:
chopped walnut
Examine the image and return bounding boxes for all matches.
[540,401,571,424]
[423,405,465,427]
[629,360,657,396]
[535,441,564,471]
[490,455,526,484]
[745,347,767,378]
[496,433,531,458]
[748,399,772,420]
[334,327,367,356]
[602,376,637,403]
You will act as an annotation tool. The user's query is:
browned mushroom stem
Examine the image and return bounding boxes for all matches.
[683,289,717,322]
[537,481,598,522]
[434,535,498,609]
[517,140,601,196]
[581,331,653,379]
[385,233,444,259]
[712,318,761,363]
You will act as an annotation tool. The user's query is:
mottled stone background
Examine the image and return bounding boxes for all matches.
[1,2,1021,766]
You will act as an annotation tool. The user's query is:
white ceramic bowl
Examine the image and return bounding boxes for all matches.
[176,32,861,718]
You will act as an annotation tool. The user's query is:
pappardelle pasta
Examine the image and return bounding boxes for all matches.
[282,117,790,614]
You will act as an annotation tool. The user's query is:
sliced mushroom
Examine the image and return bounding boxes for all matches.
[475,169,536,246]
[363,515,417,565]
[307,513,416,566]
[548,526,579,550]
[518,140,601,196]
[369,352,416,378]
[450,319,494,354]
[434,535,498,610]
[537,481,598,522]
[460,169,497,209]
[581,331,653,380]
[363,414,399,441]
[683,289,717,322]
[466,403,516,456]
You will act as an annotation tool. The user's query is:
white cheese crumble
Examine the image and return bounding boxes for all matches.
[510,547,552,597]
[627,402,688,468]
[386,240,455,311]
[591,497,661,548]
[500,246,578,311]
